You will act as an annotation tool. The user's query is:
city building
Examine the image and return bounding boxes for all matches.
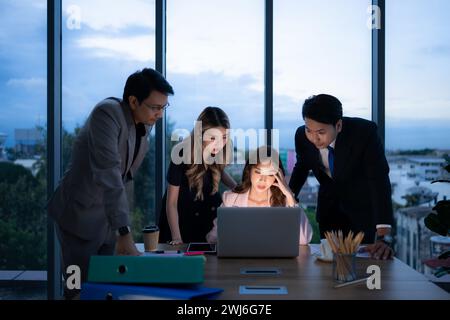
[395,206,435,273]
[0,132,7,160]
[297,180,319,210]
[14,128,44,157]
[13,159,39,177]
[406,157,447,181]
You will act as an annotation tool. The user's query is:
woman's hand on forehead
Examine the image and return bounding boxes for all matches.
[256,166,279,176]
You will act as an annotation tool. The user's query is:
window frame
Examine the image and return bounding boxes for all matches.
[46,0,386,299]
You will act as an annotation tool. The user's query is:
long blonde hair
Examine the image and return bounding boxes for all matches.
[185,107,232,200]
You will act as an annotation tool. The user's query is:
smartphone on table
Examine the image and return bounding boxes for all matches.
[186,242,217,255]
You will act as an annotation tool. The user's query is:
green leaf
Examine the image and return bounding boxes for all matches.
[438,251,450,260]
[433,200,450,210]
[425,214,448,236]
[433,201,450,228]
[433,202,450,216]
[434,267,450,278]
[437,212,450,229]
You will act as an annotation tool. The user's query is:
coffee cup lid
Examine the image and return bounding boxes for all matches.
[143,225,159,233]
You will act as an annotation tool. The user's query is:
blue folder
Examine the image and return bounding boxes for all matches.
[80,283,223,300]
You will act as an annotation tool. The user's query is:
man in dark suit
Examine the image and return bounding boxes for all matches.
[47,68,174,297]
[289,94,394,260]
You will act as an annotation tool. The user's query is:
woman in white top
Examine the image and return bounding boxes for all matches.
[206,146,313,245]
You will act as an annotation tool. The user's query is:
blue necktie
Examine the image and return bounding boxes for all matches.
[327,146,335,177]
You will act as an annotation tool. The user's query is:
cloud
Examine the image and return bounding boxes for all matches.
[386,97,450,121]
[32,0,46,10]
[0,1,46,50]
[76,35,155,62]
[420,45,450,56]
[65,0,370,118]
[166,71,265,132]
[166,0,264,83]
[6,77,46,89]
[62,0,155,32]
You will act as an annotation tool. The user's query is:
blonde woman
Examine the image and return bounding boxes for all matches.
[158,107,236,244]
[206,147,313,245]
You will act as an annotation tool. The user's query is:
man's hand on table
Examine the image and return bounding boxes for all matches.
[364,227,395,260]
[116,233,142,256]
[365,241,394,260]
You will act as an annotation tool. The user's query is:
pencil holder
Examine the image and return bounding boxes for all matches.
[333,252,356,283]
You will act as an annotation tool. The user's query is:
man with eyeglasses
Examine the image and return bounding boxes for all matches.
[47,68,174,299]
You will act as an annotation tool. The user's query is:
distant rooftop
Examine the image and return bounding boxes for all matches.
[14,128,43,142]
[396,206,435,219]
[408,157,446,164]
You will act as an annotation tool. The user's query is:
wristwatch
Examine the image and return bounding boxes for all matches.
[116,226,131,237]
[376,234,393,246]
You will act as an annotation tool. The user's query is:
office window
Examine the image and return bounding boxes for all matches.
[62,0,157,237]
[273,1,372,242]
[166,0,265,186]
[386,0,450,211]
[0,0,47,297]
[274,0,372,177]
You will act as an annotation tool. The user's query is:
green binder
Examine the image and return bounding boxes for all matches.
[88,255,205,284]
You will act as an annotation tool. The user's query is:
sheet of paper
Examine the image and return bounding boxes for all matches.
[309,244,371,258]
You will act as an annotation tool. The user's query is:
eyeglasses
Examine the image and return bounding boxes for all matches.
[141,101,170,113]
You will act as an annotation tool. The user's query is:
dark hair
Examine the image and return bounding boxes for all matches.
[302,94,343,125]
[234,147,287,207]
[123,68,174,104]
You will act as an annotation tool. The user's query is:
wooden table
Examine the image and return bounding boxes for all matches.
[202,245,449,300]
[144,244,449,300]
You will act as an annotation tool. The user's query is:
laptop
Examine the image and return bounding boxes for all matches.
[216,207,301,258]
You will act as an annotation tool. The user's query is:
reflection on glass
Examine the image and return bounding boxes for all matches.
[166,0,265,186]
[273,0,372,243]
[0,0,47,299]
[62,0,157,238]
[386,0,450,273]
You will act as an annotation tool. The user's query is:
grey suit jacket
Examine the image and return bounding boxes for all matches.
[47,98,150,240]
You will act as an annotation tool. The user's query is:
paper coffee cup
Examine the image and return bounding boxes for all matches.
[143,226,160,252]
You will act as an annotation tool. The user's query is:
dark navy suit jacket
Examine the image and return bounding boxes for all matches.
[288,117,394,241]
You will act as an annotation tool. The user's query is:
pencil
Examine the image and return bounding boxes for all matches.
[333,277,369,289]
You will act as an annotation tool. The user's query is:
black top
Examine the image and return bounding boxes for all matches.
[158,161,222,243]
[288,117,394,243]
